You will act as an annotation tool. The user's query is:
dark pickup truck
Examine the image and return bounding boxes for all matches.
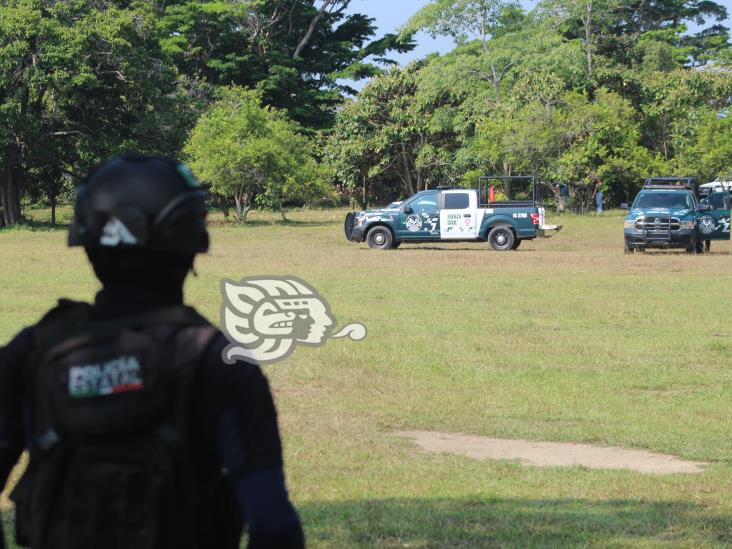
[623,177,730,253]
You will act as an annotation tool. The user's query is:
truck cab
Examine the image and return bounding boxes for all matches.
[344,176,561,251]
[623,177,730,253]
[698,175,732,198]
[696,191,731,249]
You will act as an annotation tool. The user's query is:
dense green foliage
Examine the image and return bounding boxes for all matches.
[0,0,730,223]
[0,0,195,225]
[158,0,413,129]
[185,87,329,221]
[0,0,407,225]
[330,0,732,207]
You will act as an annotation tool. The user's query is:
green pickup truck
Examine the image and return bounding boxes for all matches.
[344,176,561,251]
[623,177,731,253]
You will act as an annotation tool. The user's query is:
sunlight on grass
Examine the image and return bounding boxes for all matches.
[1,208,731,547]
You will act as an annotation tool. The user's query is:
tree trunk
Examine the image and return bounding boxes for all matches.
[584,3,593,79]
[0,157,22,226]
[503,179,511,199]
[50,194,57,225]
[583,1,594,99]
[216,194,230,219]
[400,146,415,196]
[233,191,253,223]
[294,0,339,58]
[361,172,368,208]
[489,63,501,96]
[294,12,324,58]
[233,195,244,222]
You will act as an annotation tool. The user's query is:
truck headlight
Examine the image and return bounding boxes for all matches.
[679,219,695,229]
[624,220,636,229]
[355,216,364,227]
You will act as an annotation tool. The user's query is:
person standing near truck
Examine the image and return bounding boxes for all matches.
[557,183,569,213]
[592,177,604,214]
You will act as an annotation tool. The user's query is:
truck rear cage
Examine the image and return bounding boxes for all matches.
[478,176,542,207]
[643,177,695,191]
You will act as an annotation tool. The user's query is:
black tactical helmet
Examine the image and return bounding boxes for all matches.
[69,156,209,254]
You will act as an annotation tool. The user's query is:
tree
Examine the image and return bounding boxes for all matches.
[159,0,414,129]
[673,108,732,181]
[401,0,521,51]
[185,87,326,221]
[0,0,194,226]
[327,24,590,203]
[325,65,425,200]
[400,0,522,97]
[550,89,660,208]
[594,0,728,69]
[539,0,618,87]
[294,0,350,58]
[326,58,474,204]
[639,67,732,161]
[323,99,386,207]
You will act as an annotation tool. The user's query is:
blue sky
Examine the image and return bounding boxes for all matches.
[344,0,732,68]
[344,0,538,65]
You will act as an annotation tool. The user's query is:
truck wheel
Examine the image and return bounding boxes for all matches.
[512,239,522,250]
[704,240,711,253]
[488,226,515,251]
[366,226,394,250]
[624,240,635,254]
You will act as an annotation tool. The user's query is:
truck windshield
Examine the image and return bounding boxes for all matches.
[634,192,693,209]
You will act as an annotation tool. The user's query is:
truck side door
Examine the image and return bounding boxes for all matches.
[395,193,441,240]
[440,190,478,239]
[696,191,731,241]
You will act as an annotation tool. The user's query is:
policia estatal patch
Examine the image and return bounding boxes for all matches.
[68,355,144,398]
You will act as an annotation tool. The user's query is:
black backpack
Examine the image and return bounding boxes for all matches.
[10,300,242,549]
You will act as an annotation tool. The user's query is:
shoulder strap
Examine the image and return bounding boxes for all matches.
[93,305,212,331]
[22,301,94,408]
[167,323,220,433]
[33,299,93,348]
[30,304,210,364]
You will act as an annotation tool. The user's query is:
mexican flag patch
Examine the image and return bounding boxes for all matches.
[68,355,144,398]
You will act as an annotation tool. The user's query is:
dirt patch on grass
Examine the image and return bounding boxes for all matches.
[396,431,708,474]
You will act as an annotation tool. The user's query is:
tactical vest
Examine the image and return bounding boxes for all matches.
[10,300,243,549]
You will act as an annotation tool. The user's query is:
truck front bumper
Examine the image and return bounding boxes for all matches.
[624,229,695,249]
[344,213,366,242]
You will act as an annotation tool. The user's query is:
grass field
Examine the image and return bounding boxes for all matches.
[1,206,732,547]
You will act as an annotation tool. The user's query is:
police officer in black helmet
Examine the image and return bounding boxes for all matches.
[0,156,305,549]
